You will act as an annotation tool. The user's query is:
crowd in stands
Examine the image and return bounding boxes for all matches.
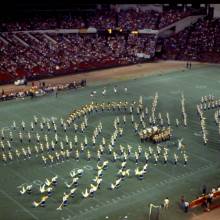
[86,10,116,30]
[118,9,195,30]
[0,8,201,32]
[160,17,220,63]
[0,14,86,32]
[0,32,157,83]
[118,9,160,30]
[0,7,216,86]
[158,9,193,29]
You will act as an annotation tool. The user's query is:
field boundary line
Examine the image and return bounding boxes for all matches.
[0,189,39,220]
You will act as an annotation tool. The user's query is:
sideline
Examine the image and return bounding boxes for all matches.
[0,61,205,94]
[0,189,39,220]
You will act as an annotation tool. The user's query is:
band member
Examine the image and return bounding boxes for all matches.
[57,193,70,210]
[183,153,188,166]
[87,150,91,161]
[144,151,149,163]
[174,153,178,165]
[135,151,139,164]
[33,195,49,207]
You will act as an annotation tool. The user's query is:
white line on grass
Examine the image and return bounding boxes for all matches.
[190,152,213,164]
[0,189,39,220]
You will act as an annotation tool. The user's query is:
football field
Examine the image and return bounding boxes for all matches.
[1,64,220,220]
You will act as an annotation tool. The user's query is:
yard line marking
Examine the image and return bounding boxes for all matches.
[2,126,11,131]
[195,85,207,89]
[191,152,213,164]
[46,168,67,182]
[0,189,39,220]
[149,166,173,178]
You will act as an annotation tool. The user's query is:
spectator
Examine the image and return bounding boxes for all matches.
[180,195,185,209]
[207,192,213,205]
[211,188,216,193]
[202,184,207,195]
[184,201,189,213]
[164,197,169,208]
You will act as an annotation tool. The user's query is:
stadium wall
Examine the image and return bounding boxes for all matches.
[115,4,162,12]
[212,4,220,17]
[158,15,204,38]
[175,15,204,33]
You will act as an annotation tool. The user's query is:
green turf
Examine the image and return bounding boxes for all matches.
[1,64,220,220]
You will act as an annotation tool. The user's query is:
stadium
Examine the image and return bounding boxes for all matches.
[1,3,220,220]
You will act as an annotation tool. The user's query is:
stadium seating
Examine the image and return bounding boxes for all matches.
[160,17,220,63]
[0,8,198,31]
[0,32,157,83]
[0,8,211,85]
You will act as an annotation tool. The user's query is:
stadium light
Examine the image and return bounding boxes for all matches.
[131,31,138,34]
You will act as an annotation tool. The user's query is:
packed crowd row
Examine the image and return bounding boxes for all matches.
[0,32,157,82]
[118,9,193,30]
[160,17,220,63]
[0,79,86,102]
[1,15,219,85]
[0,8,202,32]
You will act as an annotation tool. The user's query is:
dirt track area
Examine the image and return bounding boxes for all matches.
[190,208,220,220]
[0,60,207,94]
